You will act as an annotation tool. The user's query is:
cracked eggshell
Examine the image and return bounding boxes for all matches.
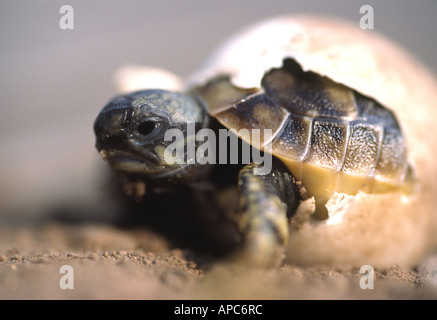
[113,65,183,94]
[189,15,437,267]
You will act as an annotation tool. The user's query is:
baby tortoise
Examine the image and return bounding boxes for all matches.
[94,59,414,265]
[94,19,416,266]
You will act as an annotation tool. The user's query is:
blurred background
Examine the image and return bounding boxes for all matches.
[1,0,436,223]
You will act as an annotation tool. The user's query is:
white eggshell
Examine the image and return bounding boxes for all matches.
[189,15,437,267]
[113,65,183,93]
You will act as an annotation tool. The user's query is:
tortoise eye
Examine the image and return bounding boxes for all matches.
[137,121,157,136]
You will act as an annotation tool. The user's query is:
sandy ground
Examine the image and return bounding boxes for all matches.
[1,220,437,300]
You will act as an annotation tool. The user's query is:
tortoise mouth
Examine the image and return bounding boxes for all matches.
[109,155,148,173]
[101,149,188,177]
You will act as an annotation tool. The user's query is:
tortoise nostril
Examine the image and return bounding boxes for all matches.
[137,121,156,136]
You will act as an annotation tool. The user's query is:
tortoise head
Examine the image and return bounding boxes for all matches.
[94,89,210,186]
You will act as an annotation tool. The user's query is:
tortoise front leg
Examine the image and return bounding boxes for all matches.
[236,160,301,266]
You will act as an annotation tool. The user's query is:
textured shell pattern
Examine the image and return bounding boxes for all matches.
[189,18,415,211]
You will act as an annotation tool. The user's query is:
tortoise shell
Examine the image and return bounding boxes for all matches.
[191,58,415,215]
